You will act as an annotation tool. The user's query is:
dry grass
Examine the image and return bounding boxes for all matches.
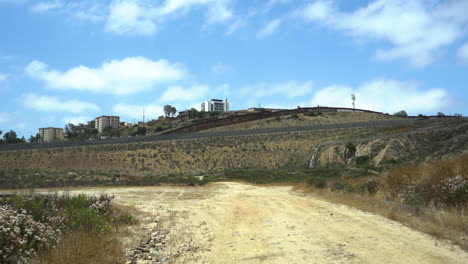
[0,127,371,177]
[295,155,468,250]
[383,154,468,204]
[205,112,401,132]
[38,232,125,264]
[298,187,468,250]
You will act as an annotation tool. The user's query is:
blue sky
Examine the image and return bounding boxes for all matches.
[1,0,467,138]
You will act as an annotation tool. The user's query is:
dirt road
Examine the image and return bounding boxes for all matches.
[48,182,468,263]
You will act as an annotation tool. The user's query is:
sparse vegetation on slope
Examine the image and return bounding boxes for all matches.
[204,112,402,132]
[0,127,374,183]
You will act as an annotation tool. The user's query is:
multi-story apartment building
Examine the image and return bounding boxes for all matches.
[201,99,229,112]
[38,127,64,142]
[94,115,120,133]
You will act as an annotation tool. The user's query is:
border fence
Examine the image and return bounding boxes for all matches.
[0,119,429,152]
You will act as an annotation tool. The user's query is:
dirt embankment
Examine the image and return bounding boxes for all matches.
[0,128,368,177]
[46,182,468,264]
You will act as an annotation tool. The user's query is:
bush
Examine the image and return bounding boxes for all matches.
[366,178,379,194]
[345,142,356,158]
[401,175,468,208]
[304,112,322,117]
[0,193,135,263]
[394,110,408,117]
[355,156,370,166]
[384,155,468,208]
[307,178,327,189]
[331,182,349,192]
[0,205,61,264]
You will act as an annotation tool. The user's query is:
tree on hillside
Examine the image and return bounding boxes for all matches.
[164,105,173,117]
[132,126,147,136]
[29,133,41,143]
[64,123,77,139]
[438,112,445,117]
[187,108,199,119]
[394,110,408,117]
[170,106,177,117]
[65,122,98,139]
[3,130,24,143]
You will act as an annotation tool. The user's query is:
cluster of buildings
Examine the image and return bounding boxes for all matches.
[37,98,230,142]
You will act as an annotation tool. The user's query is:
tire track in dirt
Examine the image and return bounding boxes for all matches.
[18,182,468,263]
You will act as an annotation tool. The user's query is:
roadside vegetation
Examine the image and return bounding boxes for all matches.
[295,154,468,250]
[0,192,136,263]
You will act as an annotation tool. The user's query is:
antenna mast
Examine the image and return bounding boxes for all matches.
[351,93,356,111]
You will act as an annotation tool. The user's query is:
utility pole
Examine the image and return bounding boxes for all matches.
[351,93,356,111]
[142,108,145,123]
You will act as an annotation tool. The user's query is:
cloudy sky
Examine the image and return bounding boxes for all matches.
[1,0,467,137]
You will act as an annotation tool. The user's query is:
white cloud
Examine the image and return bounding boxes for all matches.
[31,1,63,13]
[25,57,185,95]
[113,103,164,121]
[0,73,8,81]
[297,0,468,67]
[160,85,210,102]
[105,0,234,36]
[63,115,92,125]
[206,2,233,24]
[458,42,468,63]
[258,18,281,38]
[301,0,333,21]
[106,0,157,35]
[225,17,246,35]
[30,1,104,22]
[20,93,100,114]
[241,81,314,99]
[310,79,448,114]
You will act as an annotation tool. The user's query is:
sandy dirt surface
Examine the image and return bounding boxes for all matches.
[6,182,467,263]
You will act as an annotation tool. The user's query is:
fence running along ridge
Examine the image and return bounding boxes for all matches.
[159,106,462,135]
[0,119,431,151]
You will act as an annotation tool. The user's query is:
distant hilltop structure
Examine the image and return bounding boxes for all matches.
[94,115,120,133]
[38,127,64,142]
[201,99,229,112]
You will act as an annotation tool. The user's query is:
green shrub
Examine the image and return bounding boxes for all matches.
[289,114,299,119]
[330,182,346,192]
[345,142,356,158]
[304,112,322,117]
[355,156,370,166]
[307,177,327,189]
[394,110,408,117]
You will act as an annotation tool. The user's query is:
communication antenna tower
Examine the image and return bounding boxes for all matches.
[351,93,356,110]
[143,108,145,122]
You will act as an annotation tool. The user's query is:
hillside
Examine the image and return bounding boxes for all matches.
[1,117,467,188]
[202,112,403,132]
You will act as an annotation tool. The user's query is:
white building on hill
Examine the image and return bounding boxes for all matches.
[38,127,64,142]
[201,99,229,112]
[94,115,120,133]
